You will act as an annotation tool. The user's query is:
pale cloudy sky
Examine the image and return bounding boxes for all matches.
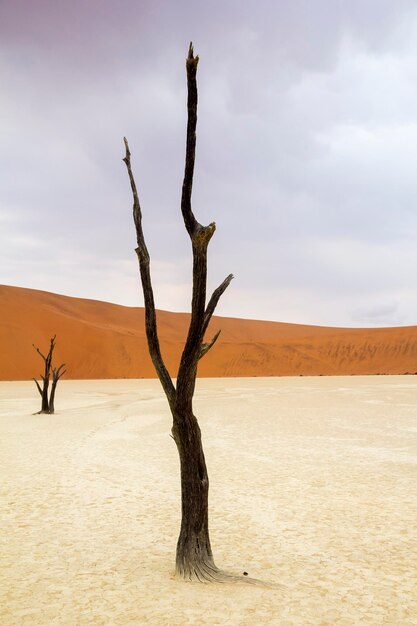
[1,0,416,326]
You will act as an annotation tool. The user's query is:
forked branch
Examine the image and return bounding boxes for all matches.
[53,364,66,382]
[175,44,233,403]
[32,335,56,363]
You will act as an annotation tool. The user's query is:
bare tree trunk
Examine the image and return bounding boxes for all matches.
[172,409,215,580]
[123,44,261,584]
[41,375,50,413]
[49,364,66,414]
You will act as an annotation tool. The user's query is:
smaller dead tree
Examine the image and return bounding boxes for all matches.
[33,335,66,414]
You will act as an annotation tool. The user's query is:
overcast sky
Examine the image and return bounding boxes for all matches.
[1,0,417,327]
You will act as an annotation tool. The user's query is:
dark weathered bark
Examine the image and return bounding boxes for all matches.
[49,363,66,414]
[123,44,265,584]
[172,409,216,580]
[32,336,65,414]
[123,138,176,410]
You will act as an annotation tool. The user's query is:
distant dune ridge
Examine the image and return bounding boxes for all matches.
[0,284,416,380]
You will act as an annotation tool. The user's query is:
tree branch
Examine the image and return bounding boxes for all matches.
[52,364,66,382]
[181,42,200,237]
[203,274,234,334]
[32,344,47,362]
[33,378,43,397]
[34,335,56,368]
[123,138,176,406]
[175,45,233,407]
[176,44,212,403]
[45,337,55,370]
[199,330,221,360]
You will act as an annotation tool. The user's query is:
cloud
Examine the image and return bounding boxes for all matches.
[350,303,404,326]
[1,1,417,326]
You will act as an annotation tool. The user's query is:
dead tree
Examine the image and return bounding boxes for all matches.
[33,336,66,414]
[123,44,257,583]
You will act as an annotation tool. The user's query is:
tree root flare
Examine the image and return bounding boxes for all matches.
[175,561,282,588]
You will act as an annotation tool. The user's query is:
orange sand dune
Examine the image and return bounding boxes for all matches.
[0,284,416,380]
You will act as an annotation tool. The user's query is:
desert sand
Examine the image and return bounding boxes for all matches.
[1,376,416,625]
[1,285,417,380]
